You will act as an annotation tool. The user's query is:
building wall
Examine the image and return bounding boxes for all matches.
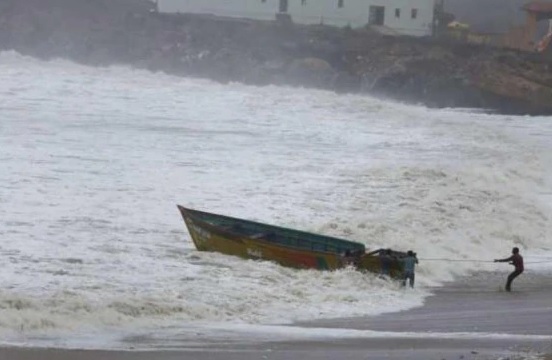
[443,0,526,33]
[157,0,435,37]
[288,0,435,36]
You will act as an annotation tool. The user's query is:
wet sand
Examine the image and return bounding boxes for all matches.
[2,271,551,360]
[302,271,552,335]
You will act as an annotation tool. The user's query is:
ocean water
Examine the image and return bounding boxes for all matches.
[0,51,551,348]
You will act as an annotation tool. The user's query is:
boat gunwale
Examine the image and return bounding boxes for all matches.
[177,205,366,255]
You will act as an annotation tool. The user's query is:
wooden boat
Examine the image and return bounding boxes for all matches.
[177,205,407,278]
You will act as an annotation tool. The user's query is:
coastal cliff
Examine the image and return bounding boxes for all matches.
[1,0,552,115]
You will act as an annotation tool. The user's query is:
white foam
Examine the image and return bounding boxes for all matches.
[200,323,552,341]
[4,323,551,351]
[0,51,551,347]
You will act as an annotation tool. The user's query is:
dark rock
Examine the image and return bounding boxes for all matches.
[284,57,336,88]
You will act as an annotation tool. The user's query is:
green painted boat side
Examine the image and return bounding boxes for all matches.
[177,205,405,277]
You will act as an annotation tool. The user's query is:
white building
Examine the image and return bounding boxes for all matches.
[156,0,437,37]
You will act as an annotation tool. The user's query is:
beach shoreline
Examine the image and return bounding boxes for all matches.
[2,271,551,360]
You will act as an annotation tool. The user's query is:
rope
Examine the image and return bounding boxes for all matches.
[419,258,494,263]
[419,258,552,265]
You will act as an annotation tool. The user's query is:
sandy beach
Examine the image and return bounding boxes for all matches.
[2,271,551,360]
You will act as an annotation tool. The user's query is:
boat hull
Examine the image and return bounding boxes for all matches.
[178,206,405,277]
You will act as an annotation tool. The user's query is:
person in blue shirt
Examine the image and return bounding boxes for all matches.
[401,251,419,288]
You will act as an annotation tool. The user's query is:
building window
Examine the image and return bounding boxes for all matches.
[261,0,266,2]
[395,8,400,18]
[301,0,306,5]
[411,8,418,19]
[338,0,344,8]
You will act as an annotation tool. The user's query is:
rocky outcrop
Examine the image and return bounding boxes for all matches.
[1,0,552,115]
[347,36,552,114]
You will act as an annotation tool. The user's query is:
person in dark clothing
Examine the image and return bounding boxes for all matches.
[340,250,354,267]
[494,247,524,292]
[379,249,393,277]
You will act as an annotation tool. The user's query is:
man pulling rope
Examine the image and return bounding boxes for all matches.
[494,247,524,292]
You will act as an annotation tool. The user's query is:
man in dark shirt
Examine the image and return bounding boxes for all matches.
[494,247,524,292]
[379,249,393,277]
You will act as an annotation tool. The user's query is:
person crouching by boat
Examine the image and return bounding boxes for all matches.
[340,250,355,267]
[379,249,394,277]
[340,249,363,268]
[494,247,524,292]
[401,251,418,288]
